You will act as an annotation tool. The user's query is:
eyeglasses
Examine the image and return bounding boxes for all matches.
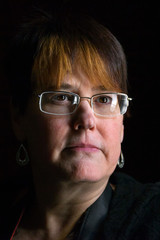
[38,91,132,117]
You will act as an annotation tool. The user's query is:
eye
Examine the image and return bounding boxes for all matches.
[54,94,69,101]
[45,93,75,106]
[42,93,70,105]
[96,96,112,104]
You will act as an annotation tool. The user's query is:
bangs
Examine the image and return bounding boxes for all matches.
[31,35,121,93]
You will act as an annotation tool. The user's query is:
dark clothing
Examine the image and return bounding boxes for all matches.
[102,173,160,240]
[1,172,160,240]
[76,172,160,240]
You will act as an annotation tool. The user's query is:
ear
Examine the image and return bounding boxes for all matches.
[121,124,124,143]
[10,102,26,142]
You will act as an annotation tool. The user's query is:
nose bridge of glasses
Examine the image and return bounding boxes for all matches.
[79,96,92,106]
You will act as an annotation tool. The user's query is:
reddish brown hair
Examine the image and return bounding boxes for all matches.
[7,9,127,112]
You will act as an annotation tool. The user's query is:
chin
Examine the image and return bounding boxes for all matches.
[69,162,109,183]
[57,153,116,183]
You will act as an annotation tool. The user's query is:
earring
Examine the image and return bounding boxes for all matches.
[118,151,124,168]
[16,144,30,166]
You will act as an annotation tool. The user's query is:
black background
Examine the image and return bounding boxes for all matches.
[0,0,160,183]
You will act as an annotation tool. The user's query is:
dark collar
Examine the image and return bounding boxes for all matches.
[73,183,113,240]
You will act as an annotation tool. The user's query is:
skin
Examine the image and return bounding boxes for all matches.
[12,71,124,240]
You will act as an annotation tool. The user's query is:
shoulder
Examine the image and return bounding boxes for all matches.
[110,171,160,217]
[110,171,160,200]
[104,172,160,239]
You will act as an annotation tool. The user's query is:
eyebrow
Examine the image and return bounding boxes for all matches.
[46,83,72,91]
[92,86,107,91]
[59,83,73,90]
[59,84,107,91]
[48,83,107,91]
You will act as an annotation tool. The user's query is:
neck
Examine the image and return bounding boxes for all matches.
[22,173,108,240]
[38,178,107,206]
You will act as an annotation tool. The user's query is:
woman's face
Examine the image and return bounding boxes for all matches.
[14,71,124,183]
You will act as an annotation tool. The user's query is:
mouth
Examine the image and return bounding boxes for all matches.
[65,144,100,153]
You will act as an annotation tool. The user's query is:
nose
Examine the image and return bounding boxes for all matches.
[72,100,96,131]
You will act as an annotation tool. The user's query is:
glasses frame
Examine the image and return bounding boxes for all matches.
[38,91,132,117]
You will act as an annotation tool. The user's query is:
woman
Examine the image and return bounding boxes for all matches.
[1,8,160,240]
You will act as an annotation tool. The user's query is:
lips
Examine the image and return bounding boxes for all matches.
[65,143,101,153]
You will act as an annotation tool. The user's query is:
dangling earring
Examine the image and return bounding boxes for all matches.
[118,151,124,168]
[16,144,30,166]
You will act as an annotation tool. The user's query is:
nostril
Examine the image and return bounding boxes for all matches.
[74,118,95,131]
[77,124,83,130]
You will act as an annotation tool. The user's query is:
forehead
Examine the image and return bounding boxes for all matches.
[48,70,111,93]
[64,71,102,87]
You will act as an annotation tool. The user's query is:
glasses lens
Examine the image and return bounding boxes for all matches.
[92,93,128,117]
[40,92,78,115]
[118,94,128,115]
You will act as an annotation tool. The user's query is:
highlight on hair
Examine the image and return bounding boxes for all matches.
[6,9,128,112]
[32,35,122,93]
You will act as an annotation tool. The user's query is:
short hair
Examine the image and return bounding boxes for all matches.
[6,9,127,113]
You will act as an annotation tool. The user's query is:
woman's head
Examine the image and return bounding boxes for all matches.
[8,9,129,184]
[7,9,127,113]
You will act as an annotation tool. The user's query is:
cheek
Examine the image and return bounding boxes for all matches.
[99,117,123,141]
[25,114,70,162]
[98,117,123,164]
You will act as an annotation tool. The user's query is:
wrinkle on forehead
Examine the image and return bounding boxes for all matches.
[57,69,115,92]
[39,69,119,94]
